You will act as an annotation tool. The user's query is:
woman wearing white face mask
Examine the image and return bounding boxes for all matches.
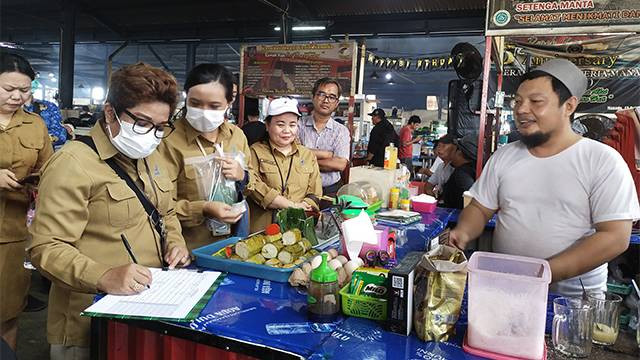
[28,63,190,360]
[158,63,250,250]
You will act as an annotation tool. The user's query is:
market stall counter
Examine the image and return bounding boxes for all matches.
[90,208,453,359]
[89,207,639,360]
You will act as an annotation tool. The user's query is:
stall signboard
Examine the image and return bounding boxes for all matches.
[240,42,357,97]
[486,0,640,36]
[500,35,640,112]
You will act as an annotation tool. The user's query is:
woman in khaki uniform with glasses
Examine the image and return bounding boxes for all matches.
[158,63,250,251]
[0,53,53,352]
[28,63,190,360]
[246,97,322,233]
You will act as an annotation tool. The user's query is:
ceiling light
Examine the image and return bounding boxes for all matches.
[292,26,325,31]
[385,72,392,80]
[370,71,379,80]
[49,73,55,77]
[274,25,326,32]
[91,86,104,101]
[50,77,57,82]
[0,42,18,49]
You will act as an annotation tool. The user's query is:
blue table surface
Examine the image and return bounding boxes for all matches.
[166,207,560,359]
[175,207,462,358]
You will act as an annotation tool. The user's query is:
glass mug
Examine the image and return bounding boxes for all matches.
[587,291,622,346]
[552,297,594,358]
[637,303,639,349]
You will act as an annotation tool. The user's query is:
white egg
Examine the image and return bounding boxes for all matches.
[335,255,348,266]
[327,248,339,259]
[311,255,323,269]
[328,259,342,271]
[302,262,313,275]
[355,257,365,267]
[344,260,360,275]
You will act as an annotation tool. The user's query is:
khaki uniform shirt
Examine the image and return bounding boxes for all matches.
[28,124,185,347]
[0,108,53,242]
[158,119,250,251]
[246,141,322,233]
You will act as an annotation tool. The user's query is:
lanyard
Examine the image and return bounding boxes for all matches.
[270,147,294,195]
[142,158,166,265]
[195,137,224,157]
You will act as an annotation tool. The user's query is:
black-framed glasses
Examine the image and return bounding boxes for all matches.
[315,91,339,103]
[122,109,175,139]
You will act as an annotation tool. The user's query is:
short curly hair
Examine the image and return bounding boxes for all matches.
[107,62,179,115]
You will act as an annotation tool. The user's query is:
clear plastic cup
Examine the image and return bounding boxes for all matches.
[587,291,622,346]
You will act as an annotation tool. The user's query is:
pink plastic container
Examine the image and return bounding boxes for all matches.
[467,252,551,360]
[463,334,547,360]
[411,199,436,213]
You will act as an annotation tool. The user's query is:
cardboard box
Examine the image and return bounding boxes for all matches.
[385,251,424,335]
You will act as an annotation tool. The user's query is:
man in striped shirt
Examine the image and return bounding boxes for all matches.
[298,78,351,200]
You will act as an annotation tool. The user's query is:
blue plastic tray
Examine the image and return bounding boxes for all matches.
[193,236,341,283]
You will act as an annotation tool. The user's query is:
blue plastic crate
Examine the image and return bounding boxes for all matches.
[193,237,299,283]
[193,236,340,283]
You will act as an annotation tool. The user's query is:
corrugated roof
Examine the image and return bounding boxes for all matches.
[311,0,487,17]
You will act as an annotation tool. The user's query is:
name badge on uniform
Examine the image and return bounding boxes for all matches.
[261,159,276,166]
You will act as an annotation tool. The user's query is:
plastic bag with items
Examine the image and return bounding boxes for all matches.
[184,146,247,236]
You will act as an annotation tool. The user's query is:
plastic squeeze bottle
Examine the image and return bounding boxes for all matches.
[384,143,398,170]
[307,253,340,323]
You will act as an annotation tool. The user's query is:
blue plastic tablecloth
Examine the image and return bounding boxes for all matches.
[446,209,497,229]
[167,207,454,358]
[141,207,563,359]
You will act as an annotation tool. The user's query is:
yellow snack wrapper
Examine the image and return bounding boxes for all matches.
[413,244,467,342]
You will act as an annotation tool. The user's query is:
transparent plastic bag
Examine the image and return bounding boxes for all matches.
[184,148,247,237]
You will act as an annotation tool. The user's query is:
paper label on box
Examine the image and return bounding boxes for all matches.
[392,275,404,289]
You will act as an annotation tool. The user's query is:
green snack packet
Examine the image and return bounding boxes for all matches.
[350,268,389,299]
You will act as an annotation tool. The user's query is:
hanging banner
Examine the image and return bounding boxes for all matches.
[240,42,357,97]
[500,35,640,112]
[486,0,640,36]
[365,51,454,71]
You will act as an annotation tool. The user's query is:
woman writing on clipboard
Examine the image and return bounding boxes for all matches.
[28,63,190,360]
[246,97,322,233]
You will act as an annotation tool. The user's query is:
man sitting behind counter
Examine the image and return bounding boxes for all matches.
[449,59,640,296]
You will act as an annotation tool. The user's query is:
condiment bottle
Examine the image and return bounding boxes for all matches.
[388,187,400,209]
[384,143,397,170]
[399,188,410,211]
[307,253,340,323]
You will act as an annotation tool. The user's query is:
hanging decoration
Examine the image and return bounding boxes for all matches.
[366,51,454,71]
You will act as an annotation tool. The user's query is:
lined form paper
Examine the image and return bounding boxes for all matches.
[84,268,221,319]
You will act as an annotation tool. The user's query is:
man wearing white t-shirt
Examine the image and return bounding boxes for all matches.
[449,59,640,296]
[424,134,456,197]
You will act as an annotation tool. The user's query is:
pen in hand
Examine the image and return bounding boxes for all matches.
[120,233,150,289]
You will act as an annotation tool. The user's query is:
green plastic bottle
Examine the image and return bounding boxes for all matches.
[399,187,411,211]
[307,252,340,323]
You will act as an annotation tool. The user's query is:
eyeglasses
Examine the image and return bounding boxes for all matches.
[315,91,339,103]
[122,109,175,139]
